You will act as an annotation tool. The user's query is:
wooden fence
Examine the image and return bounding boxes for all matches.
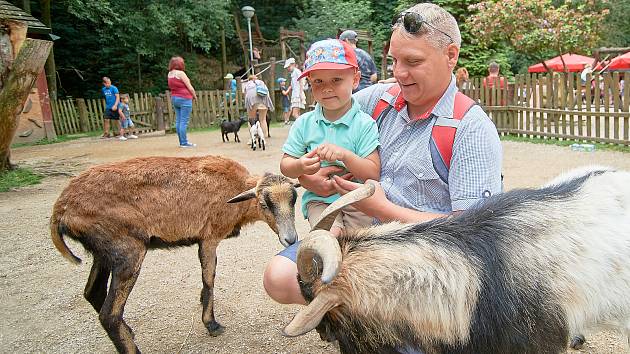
[50,73,629,145]
[51,93,158,135]
[460,72,630,145]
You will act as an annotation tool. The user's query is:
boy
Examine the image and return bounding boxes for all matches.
[278,78,291,125]
[280,39,380,237]
[118,94,138,139]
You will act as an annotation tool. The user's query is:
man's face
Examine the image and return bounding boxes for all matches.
[389,29,457,110]
[309,68,359,116]
[103,80,111,88]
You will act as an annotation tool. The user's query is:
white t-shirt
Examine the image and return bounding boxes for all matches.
[290,68,303,100]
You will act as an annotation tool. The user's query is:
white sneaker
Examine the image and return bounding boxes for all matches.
[179,143,196,148]
[128,134,138,139]
[119,136,128,141]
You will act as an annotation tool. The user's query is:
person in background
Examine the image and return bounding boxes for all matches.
[482,61,506,105]
[455,67,473,90]
[284,58,305,122]
[100,77,120,139]
[118,94,138,139]
[278,78,291,125]
[224,73,238,103]
[339,30,378,92]
[252,47,262,65]
[242,73,274,138]
[167,56,197,148]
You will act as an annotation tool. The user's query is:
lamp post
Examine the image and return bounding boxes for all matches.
[241,6,255,73]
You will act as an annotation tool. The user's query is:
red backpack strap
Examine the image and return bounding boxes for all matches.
[371,84,402,121]
[430,92,476,181]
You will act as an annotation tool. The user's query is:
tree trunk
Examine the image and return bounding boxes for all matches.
[0,20,53,172]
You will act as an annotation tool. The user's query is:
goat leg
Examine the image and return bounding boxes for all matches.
[84,256,111,313]
[98,247,146,354]
[198,239,225,336]
[235,132,240,143]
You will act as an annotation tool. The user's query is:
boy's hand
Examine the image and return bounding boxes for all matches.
[298,149,321,175]
[317,143,347,162]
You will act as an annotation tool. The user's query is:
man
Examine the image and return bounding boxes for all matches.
[264,3,502,307]
[284,57,305,121]
[100,77,121,139]
[339,30,378,92]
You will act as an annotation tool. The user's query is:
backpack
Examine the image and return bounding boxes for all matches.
[255,81,269,97]
[371,84,476,184]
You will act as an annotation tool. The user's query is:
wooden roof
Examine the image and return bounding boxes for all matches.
[0,0,50,34]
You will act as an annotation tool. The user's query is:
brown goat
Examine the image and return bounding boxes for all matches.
[51,155,299,354]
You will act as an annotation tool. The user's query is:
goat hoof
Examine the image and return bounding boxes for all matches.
[570,334,586,350]
[206,321,225,336]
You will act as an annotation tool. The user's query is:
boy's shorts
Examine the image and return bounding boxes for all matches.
[104,109,119,120]
[291,97,305,109]
[277,201,372,262]
[121,118,134,129]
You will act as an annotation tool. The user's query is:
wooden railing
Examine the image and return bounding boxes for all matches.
[460,72,630,145]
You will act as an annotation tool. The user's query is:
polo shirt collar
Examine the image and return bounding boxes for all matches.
[314,99,360,126]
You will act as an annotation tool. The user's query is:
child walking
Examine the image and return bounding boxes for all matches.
[278,78,291,125]
[118,94,138,139]
[280,39,380,237]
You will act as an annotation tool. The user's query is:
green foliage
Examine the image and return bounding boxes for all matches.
[291,0,374,43]
[599,0,630,47]
[467,0,610,67]
[0,168,43,192]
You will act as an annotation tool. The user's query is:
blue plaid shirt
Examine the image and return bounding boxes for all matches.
[354,76,502,214]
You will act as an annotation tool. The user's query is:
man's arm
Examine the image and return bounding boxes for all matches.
[112,93,120,111]
[332,177,446,223]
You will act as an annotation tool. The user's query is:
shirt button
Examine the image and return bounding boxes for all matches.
[406,126,411,130]
[385,177,391,182]
[417,172,423,177]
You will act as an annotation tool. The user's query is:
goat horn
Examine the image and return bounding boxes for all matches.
[297,230,342,284]
[226,187,257,203]
[311,181,376,231]
[282,291,340,337]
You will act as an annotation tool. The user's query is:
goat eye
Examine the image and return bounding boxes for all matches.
[259,202,269,209]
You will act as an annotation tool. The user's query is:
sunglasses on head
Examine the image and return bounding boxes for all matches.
[391,11,454,44]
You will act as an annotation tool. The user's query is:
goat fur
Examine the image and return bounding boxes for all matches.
[51,155,298,353]
[293,167,630,354]
[221,117,248,142]
[250,120,266,151]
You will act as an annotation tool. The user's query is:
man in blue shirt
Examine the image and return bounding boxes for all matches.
[101,77,120,139]
[339,30,378,92]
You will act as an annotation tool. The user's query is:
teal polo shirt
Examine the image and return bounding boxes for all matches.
[283,99,380,218]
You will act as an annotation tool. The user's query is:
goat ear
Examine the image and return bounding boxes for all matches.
[227,187,257,203]
[311,181,376,231]
[282,291,340,337]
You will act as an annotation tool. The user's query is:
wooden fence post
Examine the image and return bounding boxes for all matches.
[155,95,165,131]
[76,98,89,132]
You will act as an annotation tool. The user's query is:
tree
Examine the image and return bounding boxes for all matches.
[467,0,610,72]
[0,20,53,171]
[291,0,374,43]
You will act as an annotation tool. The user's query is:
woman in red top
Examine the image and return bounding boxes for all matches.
[168,56,198,147]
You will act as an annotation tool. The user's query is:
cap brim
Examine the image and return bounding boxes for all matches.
[298,63,357,80]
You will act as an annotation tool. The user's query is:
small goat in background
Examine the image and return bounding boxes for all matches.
[249,117,266,151]
[220,116,248,143]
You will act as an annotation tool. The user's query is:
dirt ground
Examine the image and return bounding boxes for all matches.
[2,125,630,354]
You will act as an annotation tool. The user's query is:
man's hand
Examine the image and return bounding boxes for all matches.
[298,149,321,175]
[111,106,118,111]
[317,143,348,162]
[298,166,349,197]
[332,176,388,218]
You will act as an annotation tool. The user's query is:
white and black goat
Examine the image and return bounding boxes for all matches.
[51,155,299,353]
[283,166,630,354]
[249,118,266,151]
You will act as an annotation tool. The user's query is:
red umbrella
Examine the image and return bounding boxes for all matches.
[607,52,630,71]
[528,53,596,73]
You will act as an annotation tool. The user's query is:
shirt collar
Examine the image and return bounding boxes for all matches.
[314,99,360,126]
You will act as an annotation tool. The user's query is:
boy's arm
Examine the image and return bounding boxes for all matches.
[280,150,320,178]
[342,149,380,181]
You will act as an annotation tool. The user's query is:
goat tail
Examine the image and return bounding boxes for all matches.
[50,218,82,264]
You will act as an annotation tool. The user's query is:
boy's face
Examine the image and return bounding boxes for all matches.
[309,68,359,117]
[122,97,129,103]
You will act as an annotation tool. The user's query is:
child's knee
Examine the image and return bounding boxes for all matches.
[263,256,299,304]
